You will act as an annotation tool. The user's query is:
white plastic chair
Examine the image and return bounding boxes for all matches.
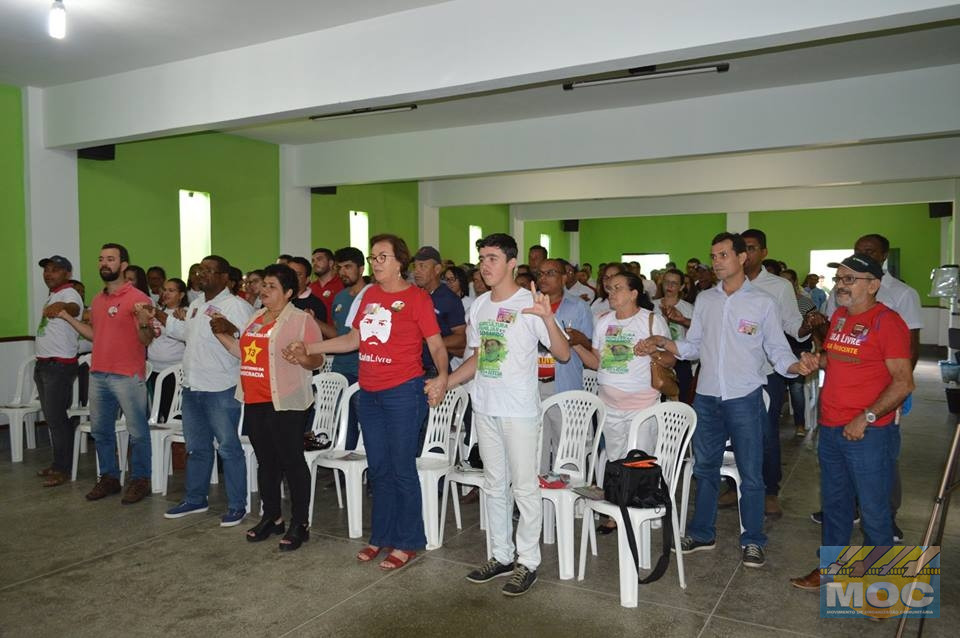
[70,362,153,482]
[302,373,349,522]
[539,390,607,580]
[320,355,335,373]
[2,357,42,462]
[308,383,368,537]
[582,369,599,395]
[146,364,184,493]
[578,402,697,607]
[418,386,468,551]
[439,397,490,555]
[68,354,92,453]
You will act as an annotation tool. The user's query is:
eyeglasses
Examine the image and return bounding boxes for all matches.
[442,276,458,283]
[832,275,875,285]
[366,253,395,264]
[537,269,562,278]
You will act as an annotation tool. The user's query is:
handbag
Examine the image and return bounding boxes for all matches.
[648,313,680,400]
[603,449,672,584]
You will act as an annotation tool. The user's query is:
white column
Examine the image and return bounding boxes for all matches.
[568,231,581,267]
[726,211,750,233]
[509,205,524,255]
[22,87,80,332]
[278,144,312,258]
[418,182,439,248]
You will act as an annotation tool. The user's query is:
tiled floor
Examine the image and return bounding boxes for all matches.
[1,356,957,637]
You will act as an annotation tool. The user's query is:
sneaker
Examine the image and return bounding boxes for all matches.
[465,558,514,583]
[85,475,122,501]
[742,544,766,568]
[501,565,537,597]
[892,521,904,543]
[121,478,151,505]
[671,536,716,554]
[220,508,247,527]
[165,501,209,519]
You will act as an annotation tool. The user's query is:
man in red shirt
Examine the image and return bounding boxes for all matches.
[309,248,343,323]
[59,243,155,504]
[790,253,914,590]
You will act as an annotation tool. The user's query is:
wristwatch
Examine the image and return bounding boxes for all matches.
[864,410,877,424]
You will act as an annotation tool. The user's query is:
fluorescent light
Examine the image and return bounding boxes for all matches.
[309,105,417,122]
[562,63,729,91]
[48,0,66,39]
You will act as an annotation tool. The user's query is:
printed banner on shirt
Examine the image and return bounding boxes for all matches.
[600,324,635,374]
[477,319,509,378]
[819,545,940,619]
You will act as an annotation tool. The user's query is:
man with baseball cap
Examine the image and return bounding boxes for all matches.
[412,246,465,377]
[35,255,84,486]
[790,252,914,590]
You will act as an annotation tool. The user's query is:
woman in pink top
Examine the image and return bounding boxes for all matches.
[212,264,325,551]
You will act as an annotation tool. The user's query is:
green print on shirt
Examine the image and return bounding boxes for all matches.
[37,315,49,337]
[668,321,682,341]
[477,319,509,378]
[601,326,636,374]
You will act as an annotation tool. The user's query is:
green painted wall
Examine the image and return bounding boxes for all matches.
[579,213,727,271]
[311,182,419,255]
[750,204,940,303]
[439,204,509,265]
[524,220,570,263]
[0,85,27,337]
[78,132,279,279]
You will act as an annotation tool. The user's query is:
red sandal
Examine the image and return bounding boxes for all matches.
[379,550,416,571]
[357,545,391,562]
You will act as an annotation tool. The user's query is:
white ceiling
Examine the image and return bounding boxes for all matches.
[226,23,960,145]
[0,0,449,87]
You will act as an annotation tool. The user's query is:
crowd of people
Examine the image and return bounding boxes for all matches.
[29,227,919,596]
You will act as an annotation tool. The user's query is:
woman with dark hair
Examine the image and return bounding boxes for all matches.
[146,278,189,418]
[578,270,675,533]
[589,262,627,321]
[442,266,472,312]
[285,234,448,570]
[211,263,326,551]
[124,265,150,296]
[653,268,695,403]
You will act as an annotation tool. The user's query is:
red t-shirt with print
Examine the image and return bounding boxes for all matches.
[310,277,344,325]
[820,303,911,427]
[352,284,440,392]
[90,282,151,378]
[239,319,276,404]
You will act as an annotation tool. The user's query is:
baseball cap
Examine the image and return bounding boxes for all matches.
[38,255,73,272]
[413,246,442,263]
[827,253,884,280]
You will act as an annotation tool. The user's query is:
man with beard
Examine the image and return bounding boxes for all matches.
[309,248,343,324]
[138,255,253,524]
[330,247,369,448]
[58,243,154,503]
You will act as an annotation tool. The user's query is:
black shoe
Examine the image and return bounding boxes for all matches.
[246,517,285,542]
[596,522,617,535]
[278,523,309,552]
[671,535,716,554]
[742,544,766,568]
[502,565,537,597]
[466,558,514,583]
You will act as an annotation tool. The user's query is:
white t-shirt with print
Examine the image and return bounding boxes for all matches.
[653,297,695,341]
[36,286,84,358]
[592,308,669,395]
[467,288,552,418]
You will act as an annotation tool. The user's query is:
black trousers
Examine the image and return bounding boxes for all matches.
[244,402,311,526]
[34,360,79,473]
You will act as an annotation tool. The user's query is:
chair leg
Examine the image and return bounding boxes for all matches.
[679,461,693,536]
[672,504,687,590]
[451,482,464,530]
[439,479,450,547]
[615,510,639,608]
[71,428,83,480]
[542,498,556,544]
[150,432,166,493]
[478,488,486,530]
[345,467,364,539]
[7,413,25,462]
[307,462,319,529]
[25,413,37,450]
[482,493,493,560]
[80,431,88,454]
[117,431,129,485]
[333,467,344,508]
[161,440,172,496]
[420,472,441,551]
[555,497,576,580]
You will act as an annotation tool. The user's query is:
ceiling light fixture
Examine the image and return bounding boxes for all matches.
[48,0,66,39]
[562,63,729,91]
[309,104,417,122]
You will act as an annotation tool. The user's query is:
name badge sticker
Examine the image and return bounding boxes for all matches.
[737,319,759,335]
[496,307,517,324]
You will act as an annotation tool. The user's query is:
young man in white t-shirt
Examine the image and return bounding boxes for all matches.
[428,233,570,597]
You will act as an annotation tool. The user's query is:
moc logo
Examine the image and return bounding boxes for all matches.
[820,545,940,619]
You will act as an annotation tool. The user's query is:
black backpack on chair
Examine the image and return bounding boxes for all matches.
[603,449,672,584]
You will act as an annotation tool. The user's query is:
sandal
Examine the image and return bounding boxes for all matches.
[356,545,390,562]
[278,523,310,552]
[41,471,68,488]
[379,550,416,571]
[246,517,285,542]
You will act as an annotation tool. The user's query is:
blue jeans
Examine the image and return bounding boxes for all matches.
[358,377,428,551]
[689,389,767,547]
[819,425,894,546]
[89,372,150,480]
[338,372,362,450]
[762,372,786,495]
[181,387,246,510]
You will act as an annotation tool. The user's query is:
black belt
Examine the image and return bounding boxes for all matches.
[538,377,555,383]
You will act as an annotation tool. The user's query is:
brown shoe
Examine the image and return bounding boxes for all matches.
[86,475,122,500]
[765,494,783,519]
[42,471,68,487]
[37,466,58,477]
[790,567,823,591]
[121,478,151,504]
[717,488,738,508]
[795,426,807,438]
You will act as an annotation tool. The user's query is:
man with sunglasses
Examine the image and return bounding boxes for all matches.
[790,253,913,591]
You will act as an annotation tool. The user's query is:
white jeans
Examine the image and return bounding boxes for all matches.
[474,412,542,570]
[602,406,658,464]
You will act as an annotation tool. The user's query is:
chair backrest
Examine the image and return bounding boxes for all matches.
[628,401,697,496]
[147,364,183,424]
[541,390,606,482]
[320,355,335,373]
[582,369,599,395]
[309,372,349,440]
[69,354,92,410]
[420,385,468,461]
[330,383,361,451]
[10,357,37,404]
